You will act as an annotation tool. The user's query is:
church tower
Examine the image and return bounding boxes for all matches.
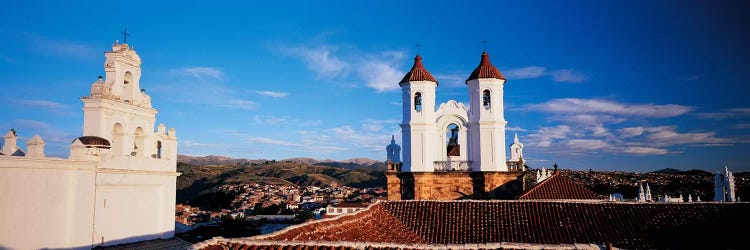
[466,51,508,171]
[509,133,524,161]
[82,41,164,158]
[400,55,439,172]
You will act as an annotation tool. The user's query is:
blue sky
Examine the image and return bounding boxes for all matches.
[1,1,748,172]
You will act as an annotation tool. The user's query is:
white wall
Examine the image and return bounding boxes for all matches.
[0,157,97,250]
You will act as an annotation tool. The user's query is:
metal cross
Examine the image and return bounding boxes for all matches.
[416,43,421,55]
[122,29,130,44]
[482,40,487,51]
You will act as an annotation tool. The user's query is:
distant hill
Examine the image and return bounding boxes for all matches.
[179,154,386,171]
[176,158,386,208]
[651,168,712,175]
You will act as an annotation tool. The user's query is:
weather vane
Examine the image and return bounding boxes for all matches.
[121,28,130,44]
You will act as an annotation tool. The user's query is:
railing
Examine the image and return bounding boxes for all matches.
[433,160,472,171]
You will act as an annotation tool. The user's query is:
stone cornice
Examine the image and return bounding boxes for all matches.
[82,97,158,115]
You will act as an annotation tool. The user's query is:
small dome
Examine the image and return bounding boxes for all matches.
[399,55,438,86]
[74,136,111,148]
[466,51,505,83]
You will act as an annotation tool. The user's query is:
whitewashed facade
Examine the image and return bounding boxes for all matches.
[396,52,521,173]
[0,42,179,249]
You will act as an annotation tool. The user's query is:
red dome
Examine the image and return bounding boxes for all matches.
[399,55,438,86]
[466,51,505,83]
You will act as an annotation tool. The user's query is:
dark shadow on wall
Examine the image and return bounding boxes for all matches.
[484,173,526,200]
[399,173,415,200]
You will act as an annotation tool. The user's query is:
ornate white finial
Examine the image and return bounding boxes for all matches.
[514,133,519,143]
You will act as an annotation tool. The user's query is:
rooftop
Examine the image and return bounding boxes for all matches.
[518,172,604,200]
[399,55,438,85]
[466,51,505,82]
[193,200,750,249]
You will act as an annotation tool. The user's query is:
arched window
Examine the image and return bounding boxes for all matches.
[446,123,460,156]
[134,127,144,157]
[112,123,124,156]
[156,141,162,159]
[482,90,491,109]
[414,92,422,112]
[123,71,134,102]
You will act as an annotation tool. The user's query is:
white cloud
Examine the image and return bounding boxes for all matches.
[618,127,646,138]
[525,98,692,118]
[621,147,669,155]
[170,66,224,79]
[551,70,587,83]
[504,66,546,80]
[254,115,288,125]
[550,114,626,125]
[695,108,750,120]
[247,137,300,147]
[255,90,289,98]
[361,119,400,132]
[282,46,348,79]
[358,51,406,92]
[218,99,257,110]
[644,126,729,146]
[12,99,67,113]
[566,139,610,150]
[253,115,322,127]
[525,125,572,147]
[506,126,527,132]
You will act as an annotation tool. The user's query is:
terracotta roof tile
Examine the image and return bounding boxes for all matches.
[399,55,437,86]
[466,51,505,82]
[194,200,750,249]
[518,172,604,200]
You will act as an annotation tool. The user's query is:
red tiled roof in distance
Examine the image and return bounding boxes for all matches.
[399,55,438,86]
[466,51,505,83]
[518,172,603,200]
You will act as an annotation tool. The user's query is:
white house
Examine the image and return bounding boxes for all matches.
[0,41,179,249]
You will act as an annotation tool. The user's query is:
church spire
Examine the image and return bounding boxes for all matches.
[399,55,438,86]
[466,51,505,83]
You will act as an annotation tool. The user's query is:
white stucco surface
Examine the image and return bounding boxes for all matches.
[0,42,178,249]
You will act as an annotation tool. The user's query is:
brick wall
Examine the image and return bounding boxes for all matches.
[386,171,524,200]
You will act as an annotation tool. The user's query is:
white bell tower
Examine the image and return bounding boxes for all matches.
[400,55,439,172]
[81,41,160,158]
[466,51,508,171]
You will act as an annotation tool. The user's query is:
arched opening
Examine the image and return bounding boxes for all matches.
[446,123,460,156]
[112,123,124,156]
[123,71,134,102]
[482,89,491,109]
[156,141,162,159]
[414,92,422,112]
[133,127,144,157]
